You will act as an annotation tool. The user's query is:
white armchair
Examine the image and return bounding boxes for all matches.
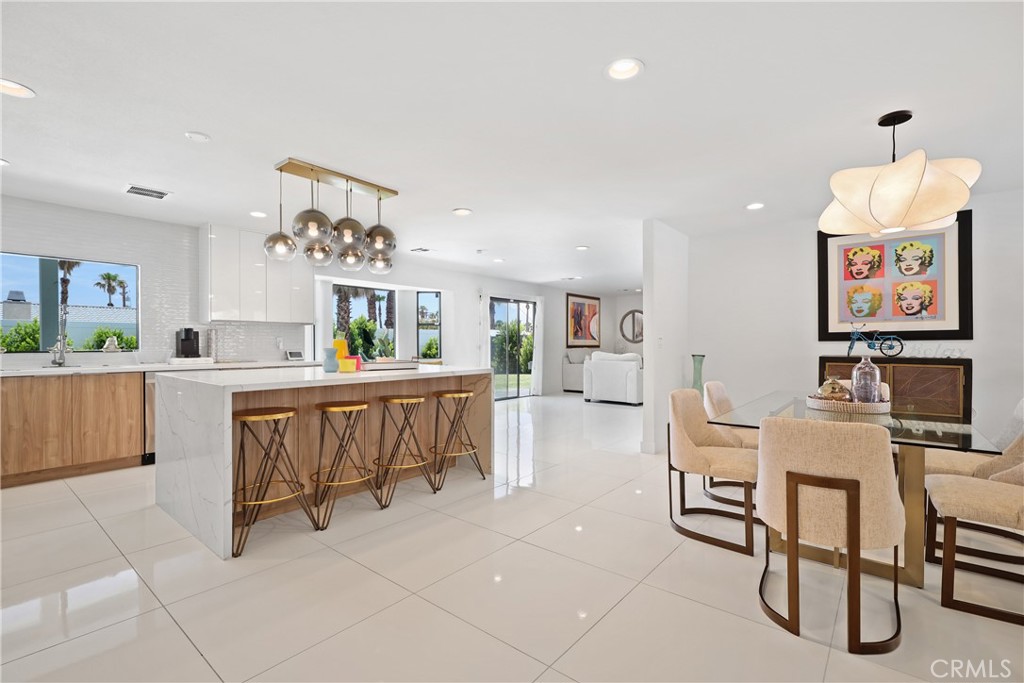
[561,348,593,392]
[583,351,643,405]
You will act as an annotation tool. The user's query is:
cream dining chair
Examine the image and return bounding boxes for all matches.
[703,381,759,449]
[925,462,1024,625]
[924,398,1023,478]
[756,417,904,655]
[668,388,759,555]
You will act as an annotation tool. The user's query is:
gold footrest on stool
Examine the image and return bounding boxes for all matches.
[232,406,317,557]
[431,390,484,490]
[311,400,380,529]
[376,395,434,507]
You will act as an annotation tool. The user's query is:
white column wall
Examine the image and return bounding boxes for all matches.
[641,218,690,454]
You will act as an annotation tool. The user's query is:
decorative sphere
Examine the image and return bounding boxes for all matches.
[331,217,366,249]
[303,240,335,267]
[367,254,393,275]
[337,245,366,272]
[264,232,298,262]
[364,224,397,257]
[292,208,333,241]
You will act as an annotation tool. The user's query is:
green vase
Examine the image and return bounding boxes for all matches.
[691,354,705,390]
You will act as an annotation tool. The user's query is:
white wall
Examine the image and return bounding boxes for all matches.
[0,196,307,365]
[686,189,1024,440]
[641,219,690,453]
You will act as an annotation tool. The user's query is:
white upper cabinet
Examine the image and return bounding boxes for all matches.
[200,224,314,323]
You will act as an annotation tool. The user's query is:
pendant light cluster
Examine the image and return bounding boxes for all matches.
[818,111,981,236]
[263,159,397,275]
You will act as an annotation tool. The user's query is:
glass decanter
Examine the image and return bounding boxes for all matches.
[851,356,881,403]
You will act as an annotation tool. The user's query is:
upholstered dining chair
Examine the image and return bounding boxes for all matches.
[756,417,904,655]
[668,389,758,555]
[703,381,759,449]
[925,398,1023,477]
[925,434,1024,558]
[925,463,1024,625]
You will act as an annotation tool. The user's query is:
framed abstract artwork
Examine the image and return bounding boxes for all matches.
[566,293,601,347]
[817,209,973,341]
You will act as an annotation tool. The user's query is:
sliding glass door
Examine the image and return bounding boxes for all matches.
[489,297,536,400]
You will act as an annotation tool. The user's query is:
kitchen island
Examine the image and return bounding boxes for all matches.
[155,365,493,559]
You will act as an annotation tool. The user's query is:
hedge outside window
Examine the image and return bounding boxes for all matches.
[417,291,441,358]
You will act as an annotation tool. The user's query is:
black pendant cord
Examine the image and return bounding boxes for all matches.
[892,124,897,163]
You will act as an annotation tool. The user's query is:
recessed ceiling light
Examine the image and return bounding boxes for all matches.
[561,276,583,281]
[0,159,8,167]
[575,245,589,251]
[452,208,473,216]
[746,202,765,210]
[635,288,642,292]
[184,131,211,142]
[0,79,36,98]
[493,258,504,263]
[249,211,267,218]
[607,58,644,80]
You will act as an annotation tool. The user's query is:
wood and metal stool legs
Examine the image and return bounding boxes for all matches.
[374,396,435,508]
[232,407,316,557]
[310,401,381,530]
[430,390,484,490]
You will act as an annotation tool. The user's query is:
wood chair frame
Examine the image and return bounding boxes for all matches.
[758,471,902,655]
[924,500,1024,625]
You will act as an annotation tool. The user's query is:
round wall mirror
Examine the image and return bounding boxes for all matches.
[619,309,643,344]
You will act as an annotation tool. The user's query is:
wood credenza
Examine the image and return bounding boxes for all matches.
[818,356,971,421]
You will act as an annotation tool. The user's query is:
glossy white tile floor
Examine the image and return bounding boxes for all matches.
[2,395,1022,682]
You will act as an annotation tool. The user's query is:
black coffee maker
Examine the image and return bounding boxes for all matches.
[175,328,200,358]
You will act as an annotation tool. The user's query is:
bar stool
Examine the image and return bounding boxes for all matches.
[430,390,484,490]
[375,395,436,507]
[310,400,381,530]
[232,406,316,557]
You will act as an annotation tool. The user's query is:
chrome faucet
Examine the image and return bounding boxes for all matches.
[49,303,72,366]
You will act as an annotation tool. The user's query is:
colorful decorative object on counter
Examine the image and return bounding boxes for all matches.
[322,348,340,372]
[338,358,358,373]
[333,338,349,358]
[346,355,362,371]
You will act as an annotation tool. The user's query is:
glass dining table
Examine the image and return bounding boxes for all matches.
[708,390,1001,588]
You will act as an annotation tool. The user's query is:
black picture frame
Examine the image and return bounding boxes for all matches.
[817,209,973,341]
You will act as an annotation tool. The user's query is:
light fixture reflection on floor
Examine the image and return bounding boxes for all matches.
[819,110,981,235]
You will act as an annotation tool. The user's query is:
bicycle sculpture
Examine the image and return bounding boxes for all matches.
[847,324,904,357]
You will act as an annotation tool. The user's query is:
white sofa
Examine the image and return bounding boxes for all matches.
[562,348,593,392]
[583,351,643,405]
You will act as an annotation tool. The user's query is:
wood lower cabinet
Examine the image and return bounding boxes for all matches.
[1,375,74,476]
[1,372,145,484]
[72,373,144,464]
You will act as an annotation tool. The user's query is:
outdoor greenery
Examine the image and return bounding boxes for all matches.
[490,320,534,374]
[346,315,377,359]
[374,333,395,358]
[79,326,138,351]
[420,336,439,358]
[1,318,42,352]
[93,272,126,307]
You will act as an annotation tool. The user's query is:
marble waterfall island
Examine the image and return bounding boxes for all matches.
[156,365,493,559]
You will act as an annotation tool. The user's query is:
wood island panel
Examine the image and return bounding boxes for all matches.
[72,373,145,464]
[1,375,73,476]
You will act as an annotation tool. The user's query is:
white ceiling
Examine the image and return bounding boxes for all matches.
[2,2,1021,295]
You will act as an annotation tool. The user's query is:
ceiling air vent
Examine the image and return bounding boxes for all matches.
[410,247,431,253]
[125,185,170,199]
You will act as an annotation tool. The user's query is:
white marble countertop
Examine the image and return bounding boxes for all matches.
[0,359,320,378]
[157,364,492,392]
